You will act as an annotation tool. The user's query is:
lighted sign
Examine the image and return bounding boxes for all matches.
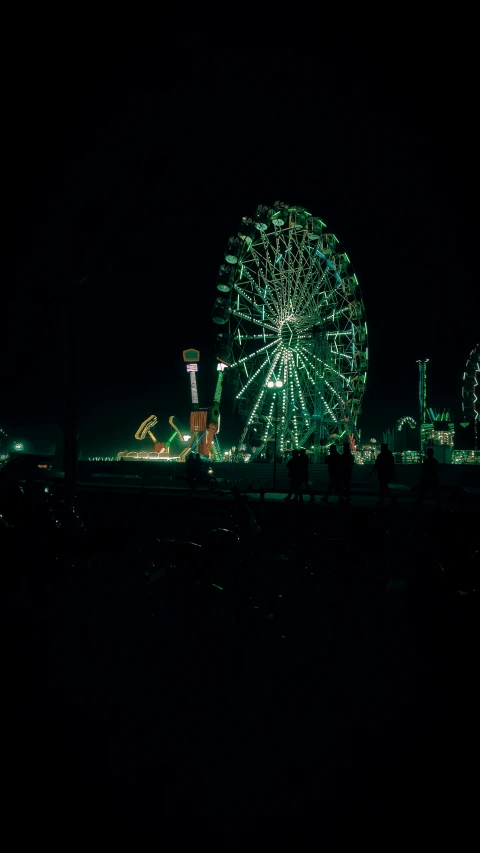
[190,372,199,404]
[183,348,200,363]
[185,356,199,406]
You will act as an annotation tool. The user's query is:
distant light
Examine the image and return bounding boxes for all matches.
[267,381,274,388]
[14,443,23,451]
[182,434,191,441]
[275,380,283,388]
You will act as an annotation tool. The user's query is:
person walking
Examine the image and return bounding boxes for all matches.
[299,448,315,502]
[284,449,302,501]
[321,445,344,502]
[341,441,355,503]
[370,443,397,506]
[416,448,442,507]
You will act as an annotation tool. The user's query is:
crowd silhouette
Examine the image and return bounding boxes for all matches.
[285,442,357,504]
[163,441,444,508]
[282,442,443,506]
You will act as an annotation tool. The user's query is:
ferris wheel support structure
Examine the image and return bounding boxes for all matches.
[204,365,225,459]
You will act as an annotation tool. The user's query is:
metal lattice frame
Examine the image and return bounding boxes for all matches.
[217,204,368,459]
[462,344,479,423]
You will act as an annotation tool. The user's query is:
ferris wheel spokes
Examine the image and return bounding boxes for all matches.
[234,349,281,400]
[229,339,279,371]
[229,304,279,334]
[299,342,359,443]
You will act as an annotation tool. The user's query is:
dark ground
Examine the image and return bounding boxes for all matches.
[3,490,479,848]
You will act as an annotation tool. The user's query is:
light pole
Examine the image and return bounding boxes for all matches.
[266,379,283,490]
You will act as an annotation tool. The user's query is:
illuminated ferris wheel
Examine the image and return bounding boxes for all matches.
[212,202,368,458]
[462,343,479,424]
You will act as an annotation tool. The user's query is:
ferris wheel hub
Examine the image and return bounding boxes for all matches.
[280,320,299,350]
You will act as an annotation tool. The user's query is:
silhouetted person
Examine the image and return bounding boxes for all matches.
[185,452,202,490]
[321,445,344,502]
[341,442,355,503]
[370,443,397,506]
[284,449,302,501]
[416,448,442,507]
[299,448,315,502]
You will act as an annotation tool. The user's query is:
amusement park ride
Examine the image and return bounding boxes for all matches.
[212,202,368,461]
[181,347,224,461]
[118,347,227,462]
[134,414,185,456]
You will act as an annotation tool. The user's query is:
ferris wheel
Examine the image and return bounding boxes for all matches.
[462,343,479,424]
[212,202,368,458]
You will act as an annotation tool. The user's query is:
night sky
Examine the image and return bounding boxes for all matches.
[3,25,477,456]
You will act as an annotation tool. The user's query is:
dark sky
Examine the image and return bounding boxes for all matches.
[3,24,477,455]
